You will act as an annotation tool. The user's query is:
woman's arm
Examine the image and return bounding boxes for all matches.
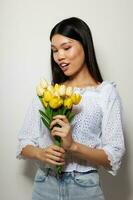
[21,145,41,160]
[50,83,125,175]
[21,144,65,166]
[17,96,65,167]
[50,115,111,169]
[69,142,111,169]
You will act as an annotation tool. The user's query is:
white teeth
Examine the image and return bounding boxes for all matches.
[60,63,68,67]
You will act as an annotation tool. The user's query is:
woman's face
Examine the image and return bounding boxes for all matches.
[51,34,87,77]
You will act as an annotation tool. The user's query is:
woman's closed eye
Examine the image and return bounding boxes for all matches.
[64,46,71,51]
[52,46,71,53]
[52,49,58,53]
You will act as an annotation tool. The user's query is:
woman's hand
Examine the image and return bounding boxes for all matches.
[50,115,74,150]
[36,145,65,166]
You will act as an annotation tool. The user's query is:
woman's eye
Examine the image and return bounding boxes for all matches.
[64,47,71,50]
[52,46,71,53]
[52,49,58,53]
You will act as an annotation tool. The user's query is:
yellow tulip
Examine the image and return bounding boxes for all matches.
[71,93,81,105]
[49,96,63,109]
[64,98,73,109]
[43,90,53,102]
[54,83,60,92]
[53,91,59,97]
[42,99,48,107]
[58,85,66,97]
[53,84,60,97]
[66,86,73,96]
[58,98,63,107]
[47,85,54,93]
[40,78,48,89]
[36,85,44,97]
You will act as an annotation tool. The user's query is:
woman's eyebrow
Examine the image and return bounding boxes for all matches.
[51,41,72,48]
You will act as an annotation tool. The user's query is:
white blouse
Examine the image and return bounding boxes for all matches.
[16,80,125,176]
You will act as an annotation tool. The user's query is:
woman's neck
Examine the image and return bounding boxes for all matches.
[65,69,99,88]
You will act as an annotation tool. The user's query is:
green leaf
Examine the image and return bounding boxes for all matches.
[45,106,53,122]
[53,109,57,116]
[54,139,61,147]
[55,165,62,175]
[45,106,50,117]
[50,107,53,119]
[66,109,71,119]
[41,117,50,131]
[62,107,67,115]
[54,135,61,144]
[54,136,62,175]
[58,107,62,115]
[68,112,75,122]
[39,110,50,123]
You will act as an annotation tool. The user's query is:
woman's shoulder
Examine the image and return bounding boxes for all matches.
[99,80,117,92]
[100,80,121,102]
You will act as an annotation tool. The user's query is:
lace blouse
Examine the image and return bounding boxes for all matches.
[16,80,125,176]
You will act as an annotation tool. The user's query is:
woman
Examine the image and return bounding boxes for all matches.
[17,17,125,200]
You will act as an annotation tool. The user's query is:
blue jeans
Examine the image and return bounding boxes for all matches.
[32,168,105,200]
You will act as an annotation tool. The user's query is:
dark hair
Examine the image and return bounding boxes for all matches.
[50,17,103,84]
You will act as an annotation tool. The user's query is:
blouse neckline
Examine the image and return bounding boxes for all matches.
[73,80,107,91]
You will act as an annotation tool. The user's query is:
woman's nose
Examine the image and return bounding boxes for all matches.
[57,50,65,61]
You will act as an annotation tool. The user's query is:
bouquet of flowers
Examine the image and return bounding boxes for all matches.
[36,78,82,175]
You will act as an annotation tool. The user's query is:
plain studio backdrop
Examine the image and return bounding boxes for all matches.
[0,0,132,199]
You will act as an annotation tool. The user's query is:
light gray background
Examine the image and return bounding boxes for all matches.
[0,0,132,199]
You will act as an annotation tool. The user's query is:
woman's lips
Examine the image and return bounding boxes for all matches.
[60,63,70,71]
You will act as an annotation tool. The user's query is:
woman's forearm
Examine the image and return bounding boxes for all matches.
[21,145,40,160]
[69,142,111,169]
[21,144,66,166]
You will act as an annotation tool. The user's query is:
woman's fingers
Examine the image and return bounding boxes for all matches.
[51,126,63,133]
[51,127,70,138]
[46,158,65,166]
[46,154,64,162]
[51,130,64,138]
[51,149,65,158]
[53,115,69,123]
[51,145,65,153]
[50,115,70,129]
[50,118,65,129]
[37,145,66,166]
[43,145,66,166]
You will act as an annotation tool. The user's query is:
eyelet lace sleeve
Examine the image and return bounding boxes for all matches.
[16,96,43,159]
[101,83,125,175]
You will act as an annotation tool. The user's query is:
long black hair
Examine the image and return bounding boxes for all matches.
[50,17,103,84]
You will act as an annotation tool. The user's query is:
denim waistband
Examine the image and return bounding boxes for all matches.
[40,167,98,178]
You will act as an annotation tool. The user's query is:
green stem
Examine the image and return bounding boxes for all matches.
[52,124,63,175]
[54,135,62,175]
